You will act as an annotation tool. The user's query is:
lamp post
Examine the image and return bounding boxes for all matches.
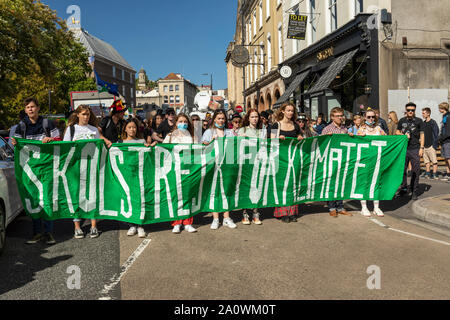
[48,89,53,113]
[201,73,213,95]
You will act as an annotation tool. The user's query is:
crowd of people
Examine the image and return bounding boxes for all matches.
[7,96,450,245]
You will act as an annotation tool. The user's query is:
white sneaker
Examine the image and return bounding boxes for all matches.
[172,224,182,234]
[210,219,220,230]
[373,207,384,217]
[361,208,371,217]
[223,217,237,229]
[127,227,137,236]
[184,225,197,233]
[137,227,146,238]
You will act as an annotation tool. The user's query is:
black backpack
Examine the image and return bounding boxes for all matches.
[19,118,51,138]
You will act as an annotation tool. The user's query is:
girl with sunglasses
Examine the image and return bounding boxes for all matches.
[357,109,386,217]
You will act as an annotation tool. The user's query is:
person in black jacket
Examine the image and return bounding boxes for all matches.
[438,102,450,182]
[421,107,440,179]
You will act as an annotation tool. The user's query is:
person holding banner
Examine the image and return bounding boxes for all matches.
[63,105,106,239]
[201,109,237,230]
[270,102,304,223]
[12,97,60,245]
[121,118,151,238]
[238,109,266,225]
[357,109,386,217]
[163,113,198,233]
[321,107,354,218]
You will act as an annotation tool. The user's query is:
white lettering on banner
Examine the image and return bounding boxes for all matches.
[340,142,357,197]
[191,145,206,212]
[235,138,256,206]
[155,146,174,219]
[306,139,315,200]
[282,140,301,203]
[250,141,268,204]
[53,146,75,213]
[20,145,44,214]
[295,142,306,202]
[173,145,190,217]
[351,143,369,199]
[110,147,132,218]
[326,148,343,198]
[99,146,118,217]
[310,139,331,199]
[209,139,229,210]
[128,147,152,220]
[79,143,99,212]
[263,139,280,206]
[370,141,387,199]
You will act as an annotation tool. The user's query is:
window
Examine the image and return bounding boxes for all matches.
[266,0,270,19]
[254,51,258,80]
[329,0,337,32]
[355,0,363,15]
[121,69,124,80]
[130,73,133,84]
[259,42,264,75]
[164,85,168,92]
[122,85,125,96]
[112,66,116,78]
[253,11,256,35]
[169,85,174,91]
[170,96,174,103]
[308,0,317,45]
[175,95,180,103]
[164,96,168,103]
[278,23,283,64]
[259,1,263,28]
[248,21,252,42]
[175,84,179,91]
[267,33,272,71]
[130,88,134,98]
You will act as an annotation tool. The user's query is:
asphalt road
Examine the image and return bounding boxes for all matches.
[1,178,449,300]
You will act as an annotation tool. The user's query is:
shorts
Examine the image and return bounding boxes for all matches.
[423,146,437,164]
[442,142,450,159]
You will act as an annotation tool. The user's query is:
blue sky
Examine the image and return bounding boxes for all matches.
[42,0,238,89]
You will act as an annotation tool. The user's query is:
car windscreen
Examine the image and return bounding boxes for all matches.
[0,137,14,161]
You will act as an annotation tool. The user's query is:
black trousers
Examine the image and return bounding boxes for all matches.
[401,148,420,194]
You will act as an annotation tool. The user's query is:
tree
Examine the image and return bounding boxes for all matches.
[0,0,96,129]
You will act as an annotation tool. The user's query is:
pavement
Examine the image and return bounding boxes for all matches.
[412,194,450,229]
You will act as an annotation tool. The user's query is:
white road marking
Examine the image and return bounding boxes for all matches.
[368,218,450,247]
[98,239,151,300]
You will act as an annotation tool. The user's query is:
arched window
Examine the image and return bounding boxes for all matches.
[169,85,174,91]
[175,95,180,103]
[170,96,174,103]
[164,86,168,92]
[175,85,179,91]
[164,96,168,103]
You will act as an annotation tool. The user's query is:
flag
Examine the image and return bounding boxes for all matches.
[94,70,119,96]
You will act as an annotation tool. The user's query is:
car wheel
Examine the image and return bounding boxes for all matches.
[0,204,5,255]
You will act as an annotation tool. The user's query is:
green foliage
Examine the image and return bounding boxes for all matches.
[0,0,96,129]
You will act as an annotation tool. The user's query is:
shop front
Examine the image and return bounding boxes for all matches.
[275,14,379,121]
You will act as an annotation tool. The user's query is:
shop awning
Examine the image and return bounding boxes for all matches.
[306,48,359,96]
[273,70,310,107]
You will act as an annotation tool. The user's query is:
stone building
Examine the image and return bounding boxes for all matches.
[72,28,137,109]
[275,0,450,121]
[226,0,286,112]
[158,73,198,111]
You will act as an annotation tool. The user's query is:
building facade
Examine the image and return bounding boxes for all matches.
[275,0,450,120]
[158,73,199,111]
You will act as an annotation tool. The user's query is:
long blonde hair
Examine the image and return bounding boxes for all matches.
[66,105,98,128]
[389,111,398,124]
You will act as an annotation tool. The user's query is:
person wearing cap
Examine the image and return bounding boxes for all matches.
[296,113,317,137]
[230,113,242,136]
[99,100,127,145]
[153,108,176,142]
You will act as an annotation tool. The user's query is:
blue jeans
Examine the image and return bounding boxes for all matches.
[32,218,53,235]
[328,200,344,212]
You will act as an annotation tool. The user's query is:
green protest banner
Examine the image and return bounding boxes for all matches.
[14,135,407,224]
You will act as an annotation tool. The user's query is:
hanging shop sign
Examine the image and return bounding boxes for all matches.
[287,14,308,40]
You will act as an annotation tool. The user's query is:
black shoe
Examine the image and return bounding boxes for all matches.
[397,188,408,197]
[44,233,56,245]
[281,216,290,223]
[412,194,418,201]
[289,215,298,222]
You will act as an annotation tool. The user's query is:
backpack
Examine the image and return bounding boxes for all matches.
[19,118,50,138]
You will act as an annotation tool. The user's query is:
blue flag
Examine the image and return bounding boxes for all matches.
[94,70,119,96]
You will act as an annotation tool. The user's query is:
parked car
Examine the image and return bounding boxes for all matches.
[0,136,23,255]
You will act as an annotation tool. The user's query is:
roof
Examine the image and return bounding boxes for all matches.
[73,28,136,72]
[163,73,182,80]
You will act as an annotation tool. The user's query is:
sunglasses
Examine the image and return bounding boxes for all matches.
[366,116,376,119]
[406,109,415,112]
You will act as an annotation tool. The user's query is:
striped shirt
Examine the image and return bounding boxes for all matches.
[321,122,348,135]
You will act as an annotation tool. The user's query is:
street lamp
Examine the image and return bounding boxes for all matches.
[201,73,213,94]
[48,89,53,113]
